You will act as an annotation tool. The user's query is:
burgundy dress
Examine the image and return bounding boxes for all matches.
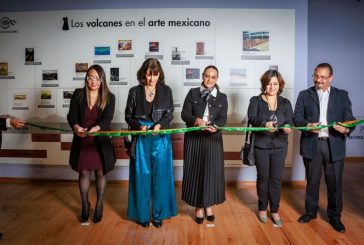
[77,105,103,172]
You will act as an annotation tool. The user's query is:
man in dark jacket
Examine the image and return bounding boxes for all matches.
[293,63,355,233]
[1,116,24,239]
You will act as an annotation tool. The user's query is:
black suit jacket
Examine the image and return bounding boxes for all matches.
[248,94,293,149]
[0,118,7,148]
[125,83,174,130]
[67,88,116,174]
[181,87,228,127]
[293,86,355,161]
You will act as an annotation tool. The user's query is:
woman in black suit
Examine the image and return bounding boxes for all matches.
[181,65,228,224]
[247,70,293,226]
[67,64,116,223]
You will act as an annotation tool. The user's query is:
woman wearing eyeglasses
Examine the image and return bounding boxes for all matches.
[247,70,293,226]
[67,64,116,223]
[181,65,228,224]
[125,58,177,228]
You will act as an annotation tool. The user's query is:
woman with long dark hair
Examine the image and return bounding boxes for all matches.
[67,64,116,223]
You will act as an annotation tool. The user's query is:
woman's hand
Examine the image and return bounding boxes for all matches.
[265,121,277,132]
[140,125,148,131]
[88,125,100,133]
[282,127,292,134]
[74,124,87,137]
[194,118,207,127]
[204,125,217,133]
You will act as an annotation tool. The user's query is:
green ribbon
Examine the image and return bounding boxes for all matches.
[24,119,364,137]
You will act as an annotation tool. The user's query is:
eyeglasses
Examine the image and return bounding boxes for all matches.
[312,74,331,80]
[87,76,102,83]
[203,73,217,80]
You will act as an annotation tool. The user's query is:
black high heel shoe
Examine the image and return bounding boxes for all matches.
[195,208,204,224]
[80,202,90,223]
[93,203,103,223]
[204,208,215,222]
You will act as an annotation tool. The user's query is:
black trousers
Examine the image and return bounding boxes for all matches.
[303,139,344,220]
[255,147,287,213]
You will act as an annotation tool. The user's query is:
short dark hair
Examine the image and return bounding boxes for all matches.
[260,70,285,95]
[137,58,165,85]
[315,63,333,75]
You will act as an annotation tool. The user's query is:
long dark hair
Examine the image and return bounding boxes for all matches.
[137,58,165,85]
[84,64,110,110]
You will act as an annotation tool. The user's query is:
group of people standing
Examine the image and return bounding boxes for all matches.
[50,59,356,233]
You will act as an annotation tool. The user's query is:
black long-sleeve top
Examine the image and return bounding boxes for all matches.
[247,94,293,149]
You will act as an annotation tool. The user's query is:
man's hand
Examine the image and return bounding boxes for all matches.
[307,122,322,134]
[10,117,25,129]
[333,124,349,134]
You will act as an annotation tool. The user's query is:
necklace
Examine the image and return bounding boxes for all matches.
[146,86,156,97]
[265,94,278,126]
[264,94,277,111]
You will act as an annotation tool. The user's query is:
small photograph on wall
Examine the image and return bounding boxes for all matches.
[118,40,132,51]
[95,46,111,56]
[242,31,269,52]
[196,42,205,55]
[149,42,159,52]
[110,67,119,81]
[194,41,214,60]
[40,90,52,100]
[25,48,34,62]
[39,90,53,107]
[229,68,247,86]
[171,46,190,65]
[75,63,88,73]
[172,47,181,60]
[25,47,42,65]
[0,62,8,76]
[12,93,29,110]
[186,68,200,80]
[63,90,73,100]
[42,70,58,81]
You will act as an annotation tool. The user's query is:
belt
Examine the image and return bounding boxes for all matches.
[318,137,328,140]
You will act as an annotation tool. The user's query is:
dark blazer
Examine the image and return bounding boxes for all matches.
[293,86,355,161]
[181,87,228,127]
[248,94,293,149]
[125,83,174,130]
[67,88,116,174]
[0,118,6,148]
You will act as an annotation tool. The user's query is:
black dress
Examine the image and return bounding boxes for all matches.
[181,87,228,208]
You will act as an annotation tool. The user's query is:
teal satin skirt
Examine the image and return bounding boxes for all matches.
[127,121,177,223]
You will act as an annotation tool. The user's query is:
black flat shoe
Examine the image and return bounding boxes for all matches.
[80,202,90,223]
[151,220,163,228]
[195,216,204,224]
[138,221,150,227]
[329,219,345,233]
[298,213,317,223]
[206,215,215,222]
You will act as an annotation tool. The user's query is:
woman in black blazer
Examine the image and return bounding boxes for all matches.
[181,65,228,224]
[67,64,116,223]
[247,70,293,226]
